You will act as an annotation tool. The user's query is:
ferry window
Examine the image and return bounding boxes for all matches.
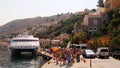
[13,40,18,42]
[32,40,35,42]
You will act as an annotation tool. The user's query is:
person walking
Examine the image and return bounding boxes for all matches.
[76,49,80,62]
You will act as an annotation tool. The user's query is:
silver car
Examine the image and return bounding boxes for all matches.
[83,49,96,58]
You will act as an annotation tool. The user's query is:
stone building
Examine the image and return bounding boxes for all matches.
[84,14,103,35]
[59,33,70,42]
[51,40,60,46]
[40,39,51,48]
[74,12,108,35]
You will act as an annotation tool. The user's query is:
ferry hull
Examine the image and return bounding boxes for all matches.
[9,48,39,56]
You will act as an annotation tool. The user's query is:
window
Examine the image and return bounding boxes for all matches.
[89,28,92,30]
[94,28,97,31]
[103,20,106,24]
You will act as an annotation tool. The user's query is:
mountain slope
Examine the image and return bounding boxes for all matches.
[0,13,73,36]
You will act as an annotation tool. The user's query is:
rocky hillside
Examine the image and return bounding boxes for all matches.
[0,13,73,36]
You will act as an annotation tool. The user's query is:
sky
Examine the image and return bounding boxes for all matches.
[0,0,98,26]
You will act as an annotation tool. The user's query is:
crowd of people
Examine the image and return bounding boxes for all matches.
[47,48,82,65]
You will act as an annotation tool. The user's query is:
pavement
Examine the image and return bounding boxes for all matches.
[42,57,120,68]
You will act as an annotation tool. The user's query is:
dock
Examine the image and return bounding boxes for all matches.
[41,56,93,68]
[39,51,52,60]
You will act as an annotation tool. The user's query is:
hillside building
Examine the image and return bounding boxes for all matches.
[40,39,51,48]
[59,33,70,41]
[74,11,108,35]
[51,40,60,46]
[53,33,70,42]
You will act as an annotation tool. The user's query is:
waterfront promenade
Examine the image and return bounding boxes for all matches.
[42,56,91,68]
[41,42,120,68]
[40,48,120,68]
[42,57,120,68]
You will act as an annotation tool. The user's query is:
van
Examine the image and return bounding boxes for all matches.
[70,44,78,49]
[96,47,109,58]
[75,44,87,54]
[75,44,87,49]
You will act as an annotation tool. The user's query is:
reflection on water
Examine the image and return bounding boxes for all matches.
[0,48,47,68]
[9,55,47,68]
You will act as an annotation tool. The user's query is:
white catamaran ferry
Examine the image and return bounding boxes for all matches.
[9,35,40,56]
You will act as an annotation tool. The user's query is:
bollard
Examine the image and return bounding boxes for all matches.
[83,58,86,63]
[48,61,51,64]
[90,59,92,68]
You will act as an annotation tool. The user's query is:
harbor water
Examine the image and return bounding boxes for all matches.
[0,47,48,68]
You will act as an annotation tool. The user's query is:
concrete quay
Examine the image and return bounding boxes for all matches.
[42,57,120,68]
[40,49,96,68]
[42,57,94,68]
[40,51,52,60]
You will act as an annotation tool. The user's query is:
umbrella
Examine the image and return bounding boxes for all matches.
[51,47,59,52]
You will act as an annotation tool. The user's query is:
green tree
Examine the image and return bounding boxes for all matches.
[44,45,51,49]
[73,32,87,44]
[109,36,120,50]
[27,27,32,30]
[91,9,96,12]
[110,18,120,27]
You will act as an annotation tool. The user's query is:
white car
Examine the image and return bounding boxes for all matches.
[83,49,96,58]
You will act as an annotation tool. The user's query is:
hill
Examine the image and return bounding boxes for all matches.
[0,13,73,36]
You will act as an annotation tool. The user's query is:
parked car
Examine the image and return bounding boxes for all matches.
[96,47,109,58]
[112,48,120,59]
[83,49,96,58]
